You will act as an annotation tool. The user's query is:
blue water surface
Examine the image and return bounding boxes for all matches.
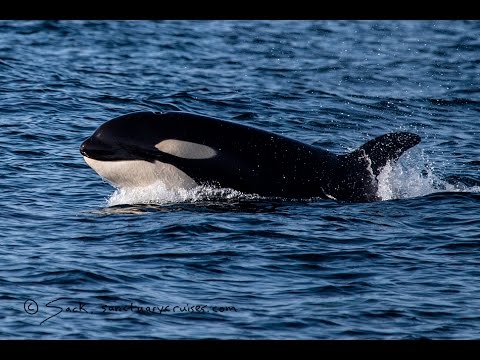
[0,20,479,339]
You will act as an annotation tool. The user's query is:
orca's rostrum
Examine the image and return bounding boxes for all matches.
[80,111,420,202]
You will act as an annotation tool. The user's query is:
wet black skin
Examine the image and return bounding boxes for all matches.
[81,111,421,202]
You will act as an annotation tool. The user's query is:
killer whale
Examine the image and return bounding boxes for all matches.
[80,111,421,202]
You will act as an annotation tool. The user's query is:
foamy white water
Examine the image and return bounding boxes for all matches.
[107,181,256,206]
[377,151,480,201]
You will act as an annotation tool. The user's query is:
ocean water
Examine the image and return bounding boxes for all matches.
[1,20,479,339]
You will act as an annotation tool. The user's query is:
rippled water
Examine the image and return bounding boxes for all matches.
[1,20,479,339]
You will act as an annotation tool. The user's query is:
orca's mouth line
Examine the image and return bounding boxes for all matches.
[80,136,162,163]
[80,136,123,161]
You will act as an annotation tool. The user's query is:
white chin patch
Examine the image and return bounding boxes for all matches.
[155,139,217,159]
[83,156,198,190]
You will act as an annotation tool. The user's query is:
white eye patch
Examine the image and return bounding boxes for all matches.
[155,139,217,159]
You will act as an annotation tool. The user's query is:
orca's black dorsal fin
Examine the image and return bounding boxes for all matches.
[348,132,421,176]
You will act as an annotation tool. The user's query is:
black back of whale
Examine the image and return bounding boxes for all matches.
[80,111,421,202]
